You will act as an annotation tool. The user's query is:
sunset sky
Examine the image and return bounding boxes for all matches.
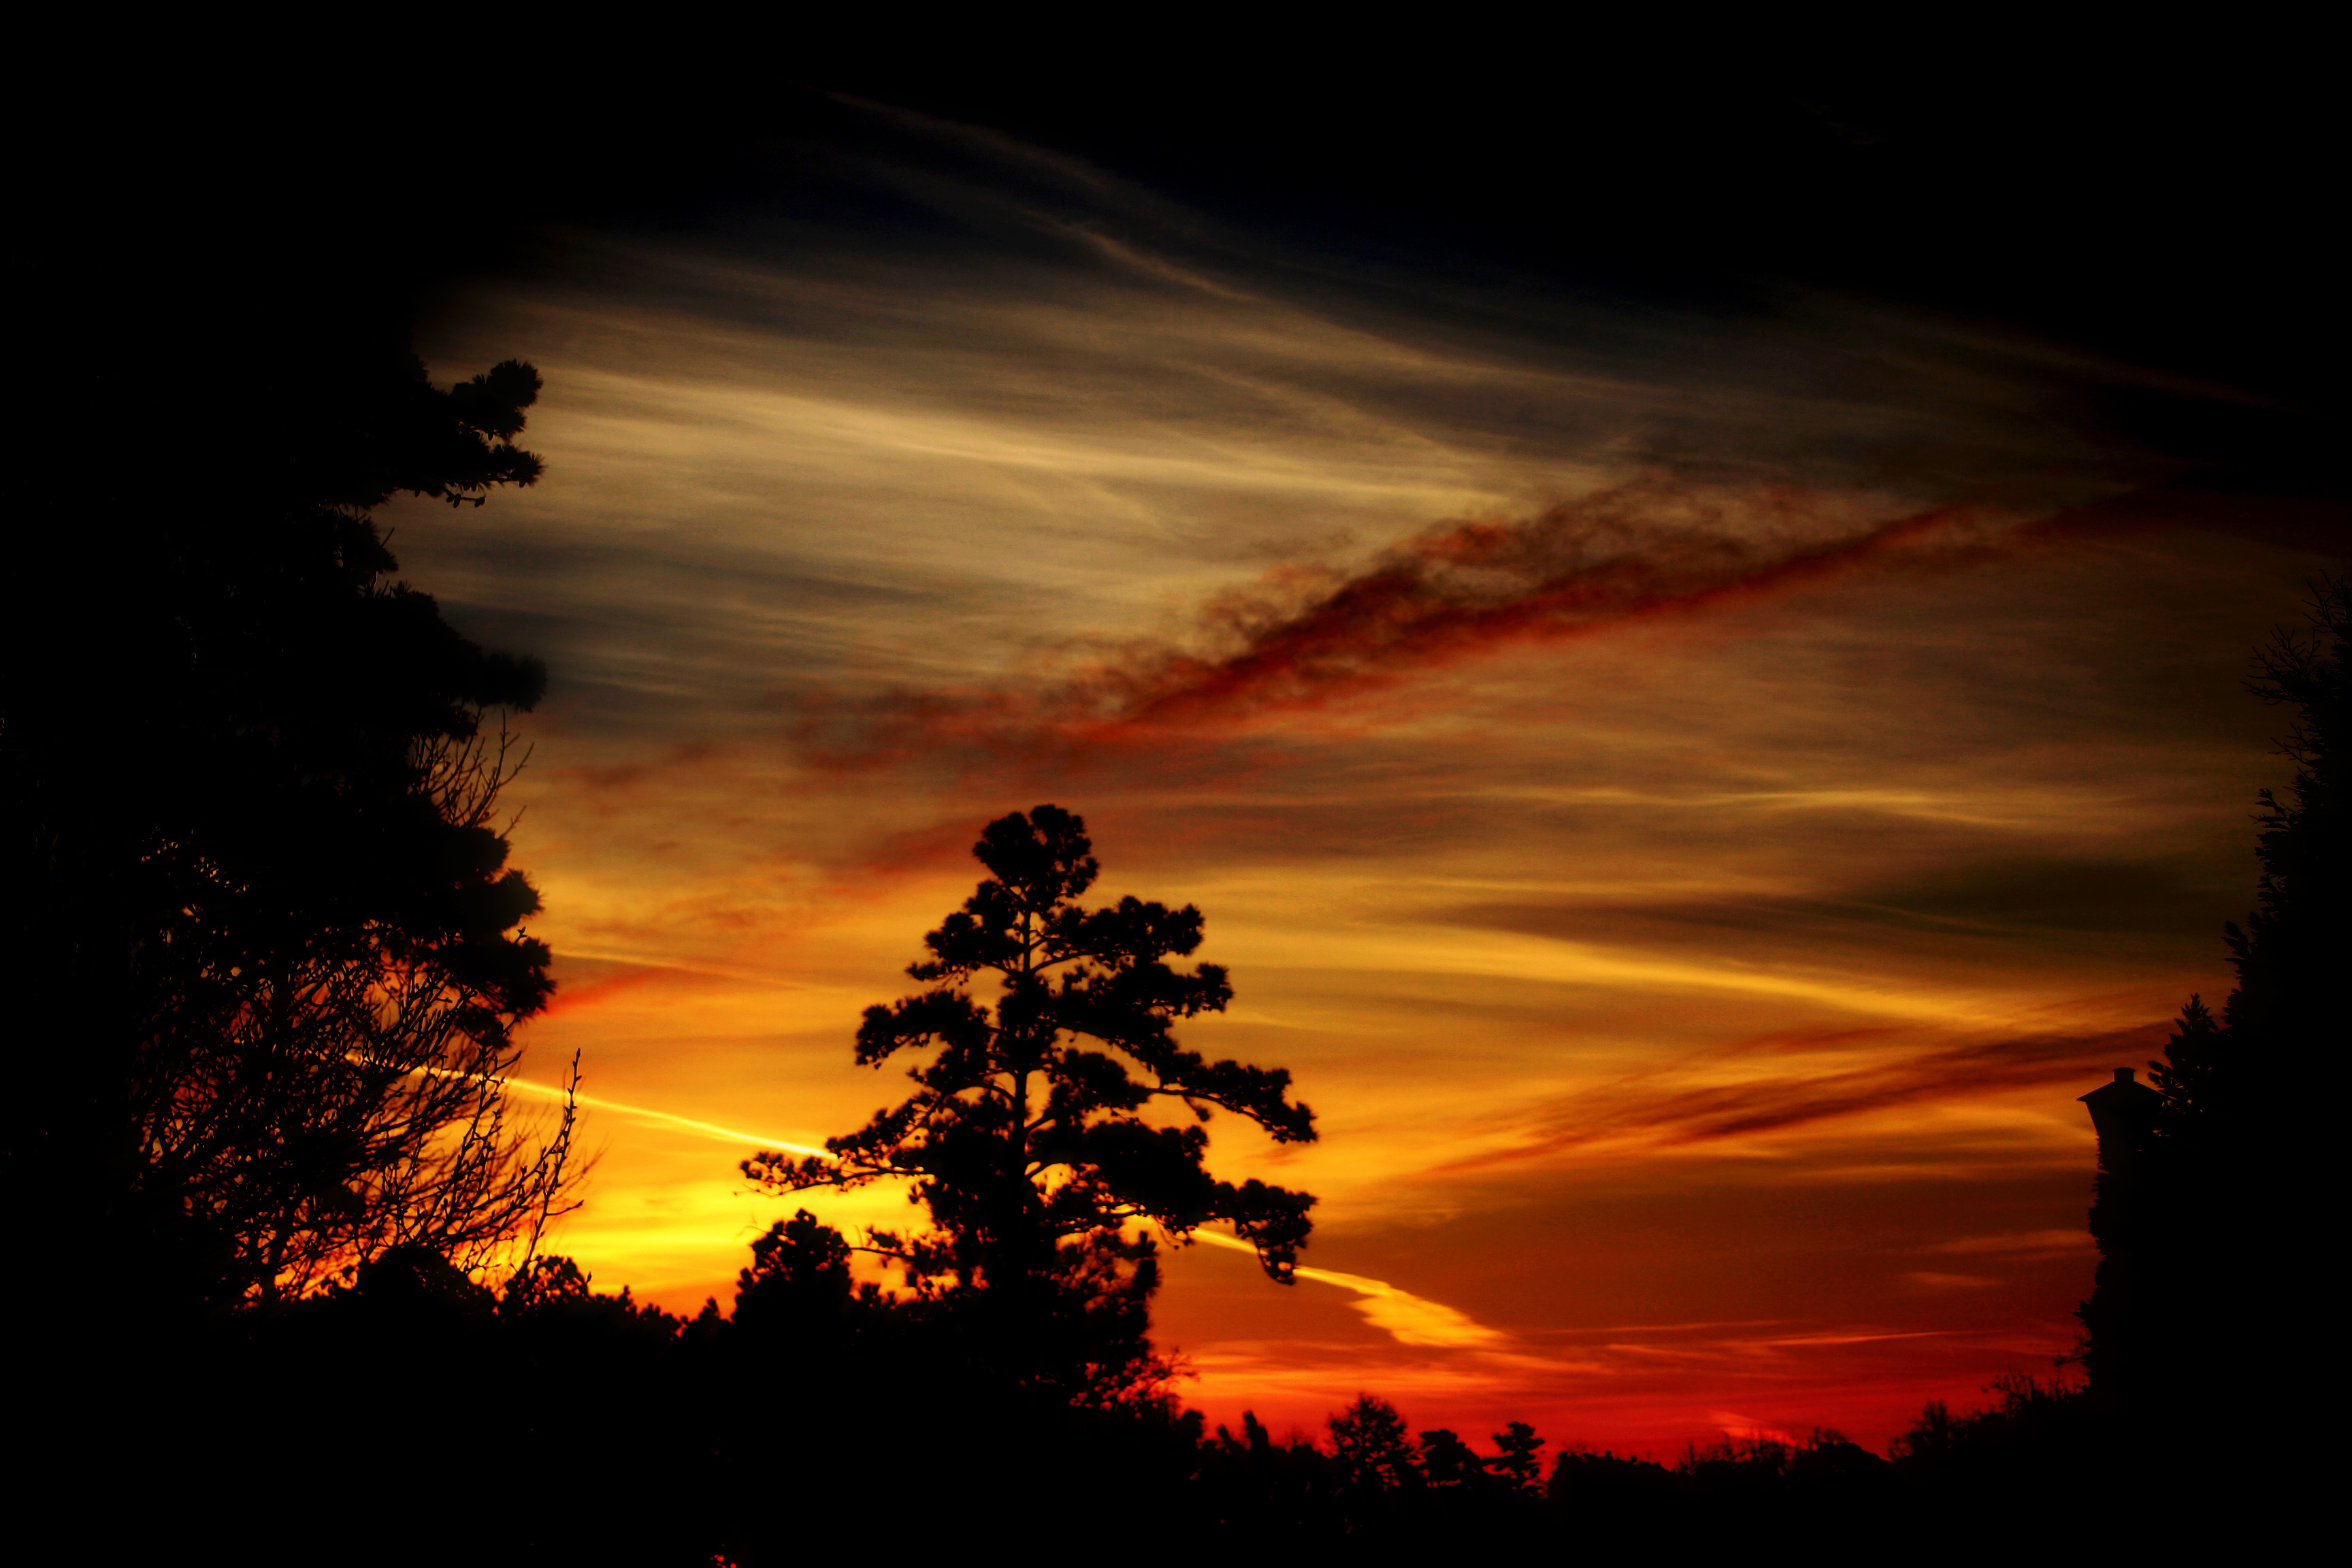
[348,71,2341,1454]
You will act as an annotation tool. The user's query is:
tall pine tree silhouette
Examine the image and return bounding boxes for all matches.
[746,804,1317,1403]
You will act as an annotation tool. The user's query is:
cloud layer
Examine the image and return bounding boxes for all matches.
[376,110,2336,1452]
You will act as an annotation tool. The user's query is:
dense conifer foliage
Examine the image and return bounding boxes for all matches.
[5,343,576,1316]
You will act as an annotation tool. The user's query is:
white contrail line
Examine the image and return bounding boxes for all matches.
[455,1065,1500,1348]
[1186,1228,1509,1349]
[497,1075,832,1157]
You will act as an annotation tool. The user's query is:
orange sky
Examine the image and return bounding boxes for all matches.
[382,116,2332,1454]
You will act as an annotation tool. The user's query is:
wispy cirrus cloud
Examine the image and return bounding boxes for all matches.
[1919,1229,2094,1258]
[1440,1021,2166,1171]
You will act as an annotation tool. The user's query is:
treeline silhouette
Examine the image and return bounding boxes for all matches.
[131,1237,2144,1562]
[13,318,2332,1558]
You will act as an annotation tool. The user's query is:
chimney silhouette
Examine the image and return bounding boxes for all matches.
[2080,1067,2163,1184]
[2075,1064,2168,1400]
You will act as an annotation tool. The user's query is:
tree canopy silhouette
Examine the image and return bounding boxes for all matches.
[2164,575,2349,1092]
[2078,576,2346,1437]
[5,342,578,1313]
[1490,1420,1548,1492]
[1329,1394,1418,1493]
[745,804,1317,1396]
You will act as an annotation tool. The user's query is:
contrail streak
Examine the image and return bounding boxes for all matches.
[489,1068,1496,1346]
[1188,1228,1509,1350]
[444,1073,1497,1350]
[498,1075,832,1158]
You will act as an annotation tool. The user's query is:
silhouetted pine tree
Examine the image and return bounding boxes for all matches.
[742,805,1318,1407]
[1328,1394,1419,1498]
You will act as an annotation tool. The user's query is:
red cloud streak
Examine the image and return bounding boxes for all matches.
[796,480,2024,766]
[1077,484,1993,731]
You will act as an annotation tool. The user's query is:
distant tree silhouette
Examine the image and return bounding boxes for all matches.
[732,1208,860,1337]
[1417,1427,1488,1489]
[1329,1394,1419,1493]
[1489,1420,1547,1491]
[743,804,1317,1402]
[2078,577,2347,1439]
[1546,1444,1677,1516]
[5,342,576,1315]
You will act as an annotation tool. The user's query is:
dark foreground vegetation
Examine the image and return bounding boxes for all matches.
[11,306,2337,1561]
[133,1244,2161,1564]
